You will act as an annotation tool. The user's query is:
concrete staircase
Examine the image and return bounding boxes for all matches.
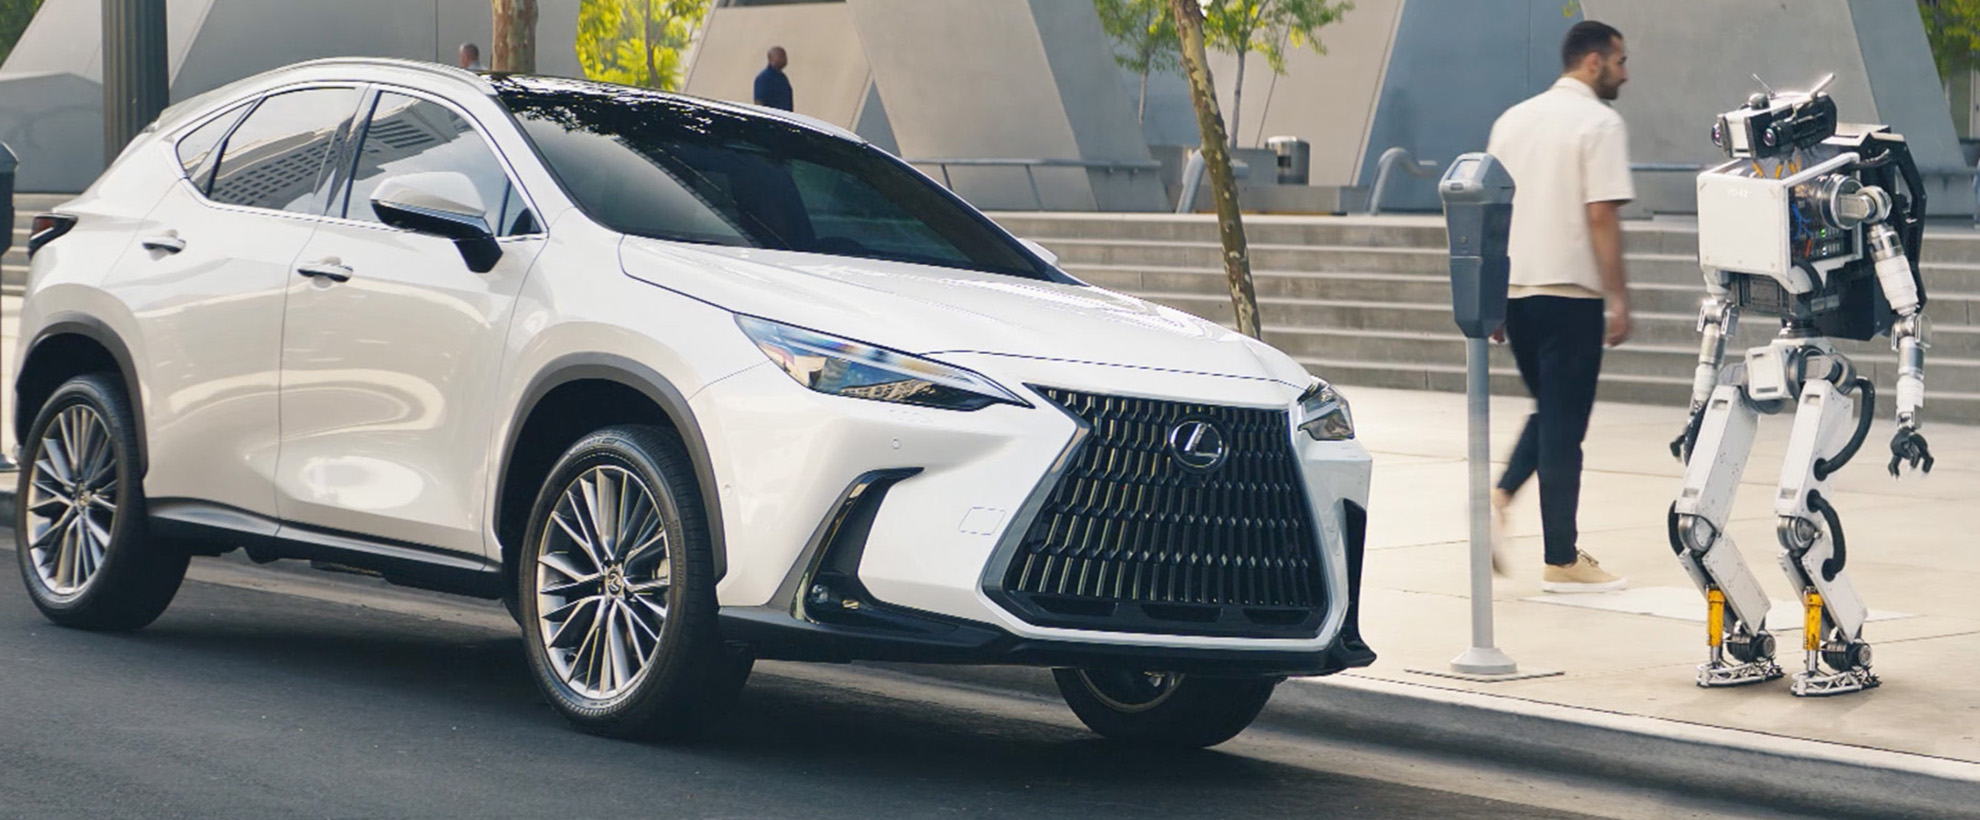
[993,212,1980,424]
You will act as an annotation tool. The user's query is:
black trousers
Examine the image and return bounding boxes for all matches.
[1494,295,1605,566]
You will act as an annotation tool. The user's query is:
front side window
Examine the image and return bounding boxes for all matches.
[341,92,535,235]
[174,102,249,193]
[208,87,362,214]
[495,77,1051,280]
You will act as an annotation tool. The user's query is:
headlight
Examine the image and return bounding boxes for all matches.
[736,315,1028,411]
[1297,378,1355,441]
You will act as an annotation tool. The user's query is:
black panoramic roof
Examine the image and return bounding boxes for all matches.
[486,74,852,143]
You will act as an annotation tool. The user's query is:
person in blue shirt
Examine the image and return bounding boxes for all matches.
[754,46,793,112]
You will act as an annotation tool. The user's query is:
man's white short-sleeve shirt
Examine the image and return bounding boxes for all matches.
[1486,77,1634,299]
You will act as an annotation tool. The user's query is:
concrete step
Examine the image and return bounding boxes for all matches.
[1254,319,1980,395]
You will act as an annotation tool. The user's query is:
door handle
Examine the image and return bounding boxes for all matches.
[139,234,186,253]
[296,262,352,283]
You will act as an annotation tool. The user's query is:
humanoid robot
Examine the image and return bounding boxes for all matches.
[1670,76,1935,697]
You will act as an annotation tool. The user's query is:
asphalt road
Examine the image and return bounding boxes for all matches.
[0,534,1779,820]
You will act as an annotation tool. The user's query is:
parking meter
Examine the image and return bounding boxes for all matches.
[1438,152,1514,339]
[1434,151,1531,678]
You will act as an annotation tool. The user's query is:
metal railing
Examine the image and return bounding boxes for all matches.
[1368,156,1711,215]
[1366,147,1441,214]
[902,157,1163,211]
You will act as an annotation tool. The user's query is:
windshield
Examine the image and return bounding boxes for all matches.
[494,77,1054,281]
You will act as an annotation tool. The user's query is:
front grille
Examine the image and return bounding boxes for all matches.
[992,387,1328,637]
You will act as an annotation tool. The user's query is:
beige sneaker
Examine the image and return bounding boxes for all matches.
[1541,550,1627,593]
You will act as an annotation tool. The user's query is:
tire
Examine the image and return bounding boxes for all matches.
[516,425,733,740]
[15,373,187,631]
[1053,668,1278,749]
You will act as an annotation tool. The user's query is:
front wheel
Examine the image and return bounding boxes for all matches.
[15,373,187,630]
[516,425,731,740]
[1053,668,1278,749]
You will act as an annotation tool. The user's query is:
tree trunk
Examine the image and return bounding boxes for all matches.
[1138,68,1150,123]
[1169,0,1262,340]
[491,0,537,74]
[644,0,659,88]
[1230,53,1246,149]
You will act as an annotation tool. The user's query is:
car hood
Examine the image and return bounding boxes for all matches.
[619,237,1309,386]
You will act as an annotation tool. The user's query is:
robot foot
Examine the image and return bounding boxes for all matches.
[1697,659,1784,687]
[1790,666,1880,697]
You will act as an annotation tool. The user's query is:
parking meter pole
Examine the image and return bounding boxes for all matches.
[1438,153,1519,677]
[1451,336,1515,673]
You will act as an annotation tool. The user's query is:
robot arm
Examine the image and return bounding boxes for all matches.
[1673,288,1738,462]
[1864,222,1933,474]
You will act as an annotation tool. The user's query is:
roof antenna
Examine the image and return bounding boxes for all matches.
[1752,74,1777,96]
[1808,72,1837,96]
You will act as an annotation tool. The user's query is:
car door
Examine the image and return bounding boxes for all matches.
[116,85,364,522]
[273,88,546,555]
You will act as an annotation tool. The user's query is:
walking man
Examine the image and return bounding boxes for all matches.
[1487,20,1634,592]
[754,46,793,112]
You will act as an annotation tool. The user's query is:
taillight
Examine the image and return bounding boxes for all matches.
[27,213,76,259]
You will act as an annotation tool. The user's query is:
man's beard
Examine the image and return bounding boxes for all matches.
[1595,65,1623,101]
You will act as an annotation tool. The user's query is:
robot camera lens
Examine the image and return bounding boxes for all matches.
[1763,128,1779,148]
[1711,123,1722,146]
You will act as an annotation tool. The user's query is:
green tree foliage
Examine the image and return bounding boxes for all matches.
[0,0,45,67]
[1919,0,1980,88]
[1200,0,1350,145]
[577,0,711,92]
[1094,0,1179,122]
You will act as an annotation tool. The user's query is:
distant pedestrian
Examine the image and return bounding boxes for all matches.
[458,42,484,71]
[1486,20,1634,592]
[754,46,793,111]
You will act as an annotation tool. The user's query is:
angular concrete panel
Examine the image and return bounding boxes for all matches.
[846,0,1163,211]
[683,3,873,128]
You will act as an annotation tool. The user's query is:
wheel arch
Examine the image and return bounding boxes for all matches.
[17,315,149,476]
[494,353,727,596]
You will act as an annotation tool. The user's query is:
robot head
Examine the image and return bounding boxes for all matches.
[1712,75,1839,160]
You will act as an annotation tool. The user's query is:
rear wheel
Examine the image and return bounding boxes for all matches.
[15,373,187,630]
[516,425,735,740]
[1053,668,1277,749]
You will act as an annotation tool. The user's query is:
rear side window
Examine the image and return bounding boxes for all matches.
[174,102,248,192]
[339,92,535,235]
[208,87,362,214]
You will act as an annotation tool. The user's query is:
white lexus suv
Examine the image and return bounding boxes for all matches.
[14,59,1374,747]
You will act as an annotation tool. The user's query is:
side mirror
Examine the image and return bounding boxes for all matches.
[1018,238,1059,267]
[370,171,503,273]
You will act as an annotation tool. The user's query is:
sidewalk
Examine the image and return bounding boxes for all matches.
[1332,383,1978,764]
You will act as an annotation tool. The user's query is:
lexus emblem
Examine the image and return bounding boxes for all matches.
[1167,418,1229,472]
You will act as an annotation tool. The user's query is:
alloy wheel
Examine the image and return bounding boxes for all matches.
[1078,669,1182,713]
[533,464,673,700]
[25,404,120,598]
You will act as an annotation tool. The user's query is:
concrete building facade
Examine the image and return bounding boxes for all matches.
[0,0,1965,214]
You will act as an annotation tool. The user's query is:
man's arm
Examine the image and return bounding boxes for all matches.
[1587,200,1630,346]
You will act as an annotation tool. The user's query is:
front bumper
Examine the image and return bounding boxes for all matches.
[718,500,1375,676]
[691,355,1374,661]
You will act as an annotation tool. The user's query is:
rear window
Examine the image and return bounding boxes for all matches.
[494,77,1051,281]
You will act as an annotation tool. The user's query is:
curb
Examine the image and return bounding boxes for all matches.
[1265,675,1980,820]
[874,663,1980,820]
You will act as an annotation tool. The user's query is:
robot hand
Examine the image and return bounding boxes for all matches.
[1671,410,1705,464]
[1888,427,1934,476]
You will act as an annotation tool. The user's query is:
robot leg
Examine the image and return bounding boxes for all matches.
[1671,382,1781,686]
[1773,377,1879,697]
